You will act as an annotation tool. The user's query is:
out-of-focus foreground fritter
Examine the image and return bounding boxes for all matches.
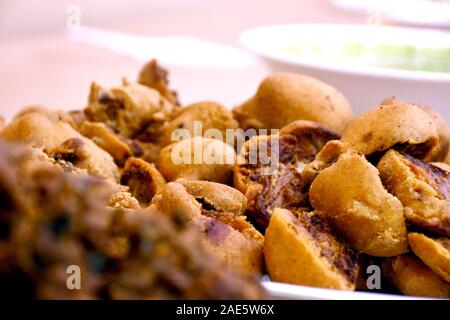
[0,141,266,300]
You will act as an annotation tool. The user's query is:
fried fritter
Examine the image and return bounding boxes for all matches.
[264,208,359,290]
[408,233,450,283]
[342,102,443,162]
[120,157,166,207]
[378,150,449,236]
[309,150,408,256]
[383,255,450,298]
[159,101,238,147]
[138,59,180,106]
[158,137,236,184]
[151,181,264,276]
[0,141,266,299]
[85,80,175,142]
[234,120,339,229]
[233,73,352,132]
[0,112,119,182]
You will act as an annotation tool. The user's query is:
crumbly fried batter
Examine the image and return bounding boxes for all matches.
[264,208,359,290]
[342,102,443,161]
[310,150,408,256]
[138,59,180,106]
[85,80,175,142]
[234,121,340,229]
[158,137,236,184]
[233,73,352,132]
[378,150,449,236]
[383,255,450,298]
[0,141,266,299]
[408,233,450,283]
[120,157,166,207]
[159,101,238,147]
[0,112,119,182]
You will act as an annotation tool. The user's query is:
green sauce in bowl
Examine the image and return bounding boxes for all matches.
[280,42,450,73]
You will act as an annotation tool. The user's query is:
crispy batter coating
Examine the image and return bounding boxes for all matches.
[378,150,449,236]
[85,80,175,142]
[158,137,236,184]
[309,151,408,256]
[79,121,145,166]
[120,157,166,207]
[0,141,266,299]
[381,98,450,162]
[0,112,119,182]
[264,208,359,290]
[234,121,339,229]
[408,233,450,283]
[342,102,443,161]
[151,181,264,276]
[160,101,238,147]
[233,73,352,132]
[138,59,179,106]
[383,255,450,298]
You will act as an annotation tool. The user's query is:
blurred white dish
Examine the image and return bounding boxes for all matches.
[240,24,450,122]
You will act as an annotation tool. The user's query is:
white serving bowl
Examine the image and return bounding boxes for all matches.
[240,24,450,122]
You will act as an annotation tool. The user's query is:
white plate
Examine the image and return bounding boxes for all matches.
[261,276,433,300]
[240,24,450,122]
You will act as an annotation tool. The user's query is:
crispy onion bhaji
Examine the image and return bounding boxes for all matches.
[265,208,359,290]
[85,79,175,143]
[158,137,236,184]
[234,120,340,229]
[0,111,119,182]
[233,73,352,133]
[138,59,180,106]
[378,150,450,236]
[120,157,166,207]
[383,255,450,298]
[159,101,238,147]
[309,150,408,257]
[408,233,450,283]
[341,102,444,162]
[0,141,266,300]
[151,181,264,276]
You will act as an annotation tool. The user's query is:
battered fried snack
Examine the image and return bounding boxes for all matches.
[0,141,266,300]
[309,151,408,256]
[138,59,179,106]
[151,181,264,276]
[341,102,443,162]
[408,233,450,282]
[0,112,119,182]
[158,137,236,184]
[264,208,359,290]
[181,180,247,215]
[0,116,4,132]
[159,101,238,147]
[381,97,450,162]
[233,73,353,132]
[378,150,449,236]
[234,121,340,229]
[79,121,144,166]
[85,80,175,142]
[120,157,166,207]
[383,255,450,298]
[301,140,349,184]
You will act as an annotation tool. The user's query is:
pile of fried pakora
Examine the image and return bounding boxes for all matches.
[0,59,448,299]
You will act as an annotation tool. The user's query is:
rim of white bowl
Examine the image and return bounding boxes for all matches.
[240,24,450,83]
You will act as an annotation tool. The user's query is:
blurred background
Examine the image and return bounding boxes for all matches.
[0,0,449,119]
